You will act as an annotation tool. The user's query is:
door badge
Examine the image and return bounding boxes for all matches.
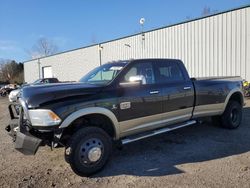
[120,102,131,110]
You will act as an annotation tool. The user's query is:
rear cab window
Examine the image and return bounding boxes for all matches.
[154,61,185,84]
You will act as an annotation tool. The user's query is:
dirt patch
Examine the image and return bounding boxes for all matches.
[0,97,250,188]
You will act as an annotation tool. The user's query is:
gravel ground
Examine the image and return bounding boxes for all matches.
[0,97,249,188]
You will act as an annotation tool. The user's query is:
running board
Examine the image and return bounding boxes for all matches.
[121,120,197,145]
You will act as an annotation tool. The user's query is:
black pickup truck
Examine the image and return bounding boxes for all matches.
[6,59,244,176]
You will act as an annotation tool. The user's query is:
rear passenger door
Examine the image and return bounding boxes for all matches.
[153,60,194,124]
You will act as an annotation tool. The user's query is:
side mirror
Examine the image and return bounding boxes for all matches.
[119,75,145,87]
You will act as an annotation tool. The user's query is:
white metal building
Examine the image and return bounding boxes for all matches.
[24,5,250,83]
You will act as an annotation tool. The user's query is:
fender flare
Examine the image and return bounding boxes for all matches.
[59,107,120,140]
[222,88,244,112]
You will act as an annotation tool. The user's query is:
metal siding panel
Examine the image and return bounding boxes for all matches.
[24,7,249,82]
[162,29,166,57]
[198,20,202,77]
[240,9,246,79]
[24,60,39,83]
[180,24,183,61]
[231,11,236,76]
[209,17,214,76]
[183,23,188,70]
[247,7,250,81]
[214,16,218,76]
[152,31,155,58]
[156,31,159,58]
[205,18,210,77]
[225,13,232,76]
[174,25,177,58]
[178,25,181,59]
[167,27,171,58]
[47,45,99,81]
[218,14,223,76]
[136,35,141,59]
[189,22,192,74]
[158,30,161,58]
[191,22,194,76]
[187,23,191,75]
[181,24,185,65]
[172,27,175,58]
[172,26,176,58]
[159,30,162,58]
[169,27,172,58]
[202,19,206,77]
[222,13,227,76]
[236,10,242,76]
[131,37,135,59]
[147,32,152,58]
[194,21,198,77]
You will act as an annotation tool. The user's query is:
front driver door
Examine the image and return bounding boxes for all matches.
[117,61,163,137]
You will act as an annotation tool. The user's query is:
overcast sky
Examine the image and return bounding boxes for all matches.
[0,0,249,62]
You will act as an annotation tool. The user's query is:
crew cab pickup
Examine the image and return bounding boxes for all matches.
[6,59,244,176]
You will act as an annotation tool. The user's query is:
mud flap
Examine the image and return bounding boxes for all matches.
[15,131,42,155]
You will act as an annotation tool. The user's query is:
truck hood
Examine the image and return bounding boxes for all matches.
[21,82,103,108]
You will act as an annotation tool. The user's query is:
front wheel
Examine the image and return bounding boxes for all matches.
[212,100,242,129]
[65,127,112,176]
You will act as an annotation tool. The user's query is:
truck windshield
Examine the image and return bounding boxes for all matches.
[79,63,127,85]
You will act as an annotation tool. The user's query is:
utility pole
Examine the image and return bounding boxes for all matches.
[140,18,145,42]
[98,44,103,66]
[139,18,146,57]
[38,58,41,79]
[98,44,103,80]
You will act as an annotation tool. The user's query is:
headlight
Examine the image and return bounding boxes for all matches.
[28,109,61,126]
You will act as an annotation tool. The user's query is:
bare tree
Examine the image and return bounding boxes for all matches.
[31,37,58,59]
[0,60,24,84]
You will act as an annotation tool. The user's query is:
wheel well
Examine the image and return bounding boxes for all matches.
[228,92,243,106]
[61,114,116,143]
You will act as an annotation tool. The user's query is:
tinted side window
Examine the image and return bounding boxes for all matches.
[155,62,184,83]
[44,79,49,83]
[123,62,155,85]
[49,78,58,83]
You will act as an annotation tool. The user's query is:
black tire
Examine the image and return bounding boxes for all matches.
[65,127,112,176]
[212,100,242,129]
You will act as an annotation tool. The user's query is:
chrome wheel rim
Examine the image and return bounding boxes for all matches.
[88,147,102,162]
[79,138,103,166]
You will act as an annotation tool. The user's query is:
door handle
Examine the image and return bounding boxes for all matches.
[150,90,159,94]
[183,86,191,90]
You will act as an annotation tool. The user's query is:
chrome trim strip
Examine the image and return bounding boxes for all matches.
[122,120,197,144]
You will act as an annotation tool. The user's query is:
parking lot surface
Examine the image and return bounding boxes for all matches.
[0,97,249,188]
